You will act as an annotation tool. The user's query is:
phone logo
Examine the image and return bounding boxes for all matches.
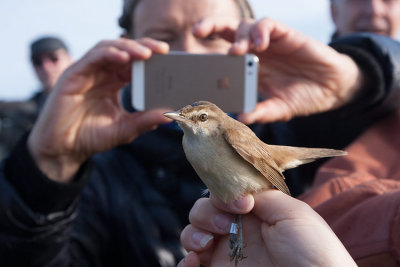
[217,77,231,90]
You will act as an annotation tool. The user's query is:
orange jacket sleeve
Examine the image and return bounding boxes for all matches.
[300,110,400,266]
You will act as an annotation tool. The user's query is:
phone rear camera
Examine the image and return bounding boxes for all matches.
[247,61,253,67]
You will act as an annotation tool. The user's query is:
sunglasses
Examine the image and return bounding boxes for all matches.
[32,54,60,67]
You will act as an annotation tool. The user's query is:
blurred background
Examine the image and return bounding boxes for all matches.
[0,0,334,100]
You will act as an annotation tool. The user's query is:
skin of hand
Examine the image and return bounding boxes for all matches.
[179,191,357,267]
[193,17,364,124]
[27,38,171,183]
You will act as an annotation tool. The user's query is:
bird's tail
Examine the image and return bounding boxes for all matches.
[267,144,347,172]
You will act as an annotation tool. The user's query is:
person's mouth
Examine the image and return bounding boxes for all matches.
[356,20,389,35]
[360,28,388,35]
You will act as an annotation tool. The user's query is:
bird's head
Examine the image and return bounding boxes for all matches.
[164,101,225,137]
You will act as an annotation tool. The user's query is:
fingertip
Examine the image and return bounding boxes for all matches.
[139,46,152,59]
[253,35,268,52]
[119,50,131,61]
[240,101,286,124]
[192,232,214,248]
[193,18,209,38]
[231,39,248,55]
[125,109,170,137]
[179,251,200,267]
[237,113,254,125]
[251,25,270,52]
[160,42,170,53]
[99,47,131,65]
[209,194,253,214]
[152,111,166,123]
[153,40,170,54]
[232,194,254,213]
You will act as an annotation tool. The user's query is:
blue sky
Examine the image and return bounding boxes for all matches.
[0,0,334,100]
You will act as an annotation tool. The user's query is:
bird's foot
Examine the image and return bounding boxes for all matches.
[229,215,246,266]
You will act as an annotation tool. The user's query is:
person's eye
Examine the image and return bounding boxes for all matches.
[147,31,177,44]
[204,33,220,41]
[50,56,59,63]
[159,37,176,44]
[153,36,173,43]
[32,58,43,67]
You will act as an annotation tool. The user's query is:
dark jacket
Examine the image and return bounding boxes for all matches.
[1,33,400,267]
[0,92,46,161]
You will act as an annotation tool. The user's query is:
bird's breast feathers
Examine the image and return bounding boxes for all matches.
[182,134,272,202]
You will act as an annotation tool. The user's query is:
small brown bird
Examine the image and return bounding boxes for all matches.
[164,101,346,265]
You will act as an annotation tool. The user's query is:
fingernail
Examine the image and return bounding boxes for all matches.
[180,251,194,267]
[233,195,250,210]
[137,45,151,56]
[255,36,262,48]
[183,251,191,264]
[215,213,233,232]
[233,39,244,48]
[194,19,205,31]
[158,41,169,51]
[192,232,213,248]
[237,113,249,124]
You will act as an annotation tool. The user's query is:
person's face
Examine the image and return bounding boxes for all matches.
[32,49,73,93]
[331,0,400,38]
[132,0,241,53]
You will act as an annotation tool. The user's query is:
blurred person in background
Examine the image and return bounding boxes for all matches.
[330,0,400,40]
[29,36,73,109]
[283,0,400,189]
[0,36,73,160]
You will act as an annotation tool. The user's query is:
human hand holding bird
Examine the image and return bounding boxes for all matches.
[164,101,346,265]
[179,192,357,267]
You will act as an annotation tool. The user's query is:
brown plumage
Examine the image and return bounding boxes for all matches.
[164,101,346,200]
[164,100,346,265]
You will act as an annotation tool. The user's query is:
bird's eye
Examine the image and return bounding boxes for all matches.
[199,113,208,122]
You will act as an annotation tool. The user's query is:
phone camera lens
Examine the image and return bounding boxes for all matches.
[247,61,253,67]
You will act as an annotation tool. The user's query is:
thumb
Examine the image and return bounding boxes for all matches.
[210,194,255,214]
[238,99,293,124]
[252,190,311,224]
[119,109,172,142]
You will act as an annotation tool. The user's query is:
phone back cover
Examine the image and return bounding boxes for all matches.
[143,54,255,113]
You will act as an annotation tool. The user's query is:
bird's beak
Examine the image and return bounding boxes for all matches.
[163,111,186,122]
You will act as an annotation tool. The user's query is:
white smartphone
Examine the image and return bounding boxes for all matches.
[132,52,259,113]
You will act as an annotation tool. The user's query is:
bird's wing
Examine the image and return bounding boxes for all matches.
[267,145,347,171]
[223,127,291,196]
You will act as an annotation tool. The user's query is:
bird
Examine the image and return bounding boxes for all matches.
[164,100,346,266]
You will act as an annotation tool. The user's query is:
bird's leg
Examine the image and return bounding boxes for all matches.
[229,214,246,266]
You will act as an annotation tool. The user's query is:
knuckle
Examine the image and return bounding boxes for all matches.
[95,40,111,48]
[137,37,152,43]
[294,200,313,214]
[259,17,273,24]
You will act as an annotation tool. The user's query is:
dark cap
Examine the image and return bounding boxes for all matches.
[30,36,68,60]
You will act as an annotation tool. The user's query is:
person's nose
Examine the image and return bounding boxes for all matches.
[40,58,56,72]
[36,58,54,73]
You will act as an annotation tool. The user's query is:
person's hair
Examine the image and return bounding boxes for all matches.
[30,36,69,60]
[118,0,255,35]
